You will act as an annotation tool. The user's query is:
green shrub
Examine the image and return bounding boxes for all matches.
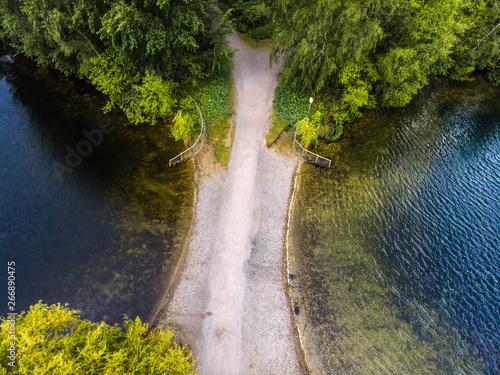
[273,82,310,129]
[0,302,196,375]
[195,64,231,125]
[295,111,321,148]
[172,110,197,144]
[89,51,177,125]
[193,62,234,164]
[487,68,500,85]
[248,24,274,41]
[274,81,346,142]
[225,0,273,42]
[236,21,249,34]
[231,1,271,31]
[325,123,343,141]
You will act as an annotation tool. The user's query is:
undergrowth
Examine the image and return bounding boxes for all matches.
[209,89,234,165]
[195,64,234,165]
[272,81,344,145]
[238,32,275,49]
[195,64,231,126]
[219,0,275,42]
[266,111,287,146]
[273,82,309,129]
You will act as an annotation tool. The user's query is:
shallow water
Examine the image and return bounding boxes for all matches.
[291,77,499,374]
[0,49,194,324]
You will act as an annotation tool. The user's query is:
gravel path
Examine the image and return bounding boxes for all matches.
[157,33,304,374]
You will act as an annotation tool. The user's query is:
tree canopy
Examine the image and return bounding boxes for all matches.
[0,0,232,125]
[270,0,475,100]
[2,0,500,133]
[0,302,195,374]
[270,0,500,138]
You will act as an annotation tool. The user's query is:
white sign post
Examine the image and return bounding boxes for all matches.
[308,97,314,114]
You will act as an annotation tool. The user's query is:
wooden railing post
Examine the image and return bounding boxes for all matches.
[292,131,332,169]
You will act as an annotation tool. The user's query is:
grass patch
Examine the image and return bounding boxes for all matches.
[272,80,344,141]
[195,62,235,165]
[266,111,287,146]
[238,32,275,49]
[205,78,234,165]
[274,130,294,155]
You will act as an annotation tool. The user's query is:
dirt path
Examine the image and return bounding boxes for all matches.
[157,33,304,374]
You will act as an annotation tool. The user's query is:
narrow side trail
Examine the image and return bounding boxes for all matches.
[158,34,304,374]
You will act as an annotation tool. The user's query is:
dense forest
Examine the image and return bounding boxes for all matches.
[0,0,233,144]
[269,0,500,144]
[1,0,500,145]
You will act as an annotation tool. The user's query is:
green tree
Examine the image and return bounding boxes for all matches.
[295,111,322,148]
[0,0,102,76]
[88,49,137,112]
[0,302,196,374]
[270,0,474,134]
[336,59,378,123]
[172,110,197,143]
[270,0,392,93]
[271,0,469,96]
[126,72,177,125]
[376,0,468,107]
[376,47,428,107]
[0,0,232,125]
[461,0,500,84]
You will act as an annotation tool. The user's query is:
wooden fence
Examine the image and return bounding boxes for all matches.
[169,99,205,167]
[292,132,332,168]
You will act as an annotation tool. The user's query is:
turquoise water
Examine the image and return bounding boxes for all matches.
[0,49,194,324]
[292,77,499,374]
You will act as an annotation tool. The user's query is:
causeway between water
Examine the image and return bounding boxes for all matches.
[155,33,306,374]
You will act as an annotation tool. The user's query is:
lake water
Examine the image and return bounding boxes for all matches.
[0,48,194,324]
[291,77,500,374]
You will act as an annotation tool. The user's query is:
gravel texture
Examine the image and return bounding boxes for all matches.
[156,33,304,375]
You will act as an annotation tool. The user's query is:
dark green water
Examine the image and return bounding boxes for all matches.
[291,77,499,374]
[0,48,194,324]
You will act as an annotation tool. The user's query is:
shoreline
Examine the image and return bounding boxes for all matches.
[285,164,327,375]
[148,157,201,332]
[284,162,311,375]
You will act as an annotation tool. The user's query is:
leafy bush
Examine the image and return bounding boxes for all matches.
[89,51,177,125]
[231,1,271,30]
[195,64,231,126]
[127,72,177,125]
[324,123,343,141]
[171,98,201,144]
[487,68,500,85]
[235,21,249,34]
[0,302,196,375]
[191,62,234,164]
[295,111,321,148]
[248,24,274,41]
[172,110,197,144]
[273,81,346,142]
[225,0,274,42]
[273,82,310,129]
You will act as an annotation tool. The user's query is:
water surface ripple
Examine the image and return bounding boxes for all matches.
[0,50,194,324]
[291,78,500,374]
